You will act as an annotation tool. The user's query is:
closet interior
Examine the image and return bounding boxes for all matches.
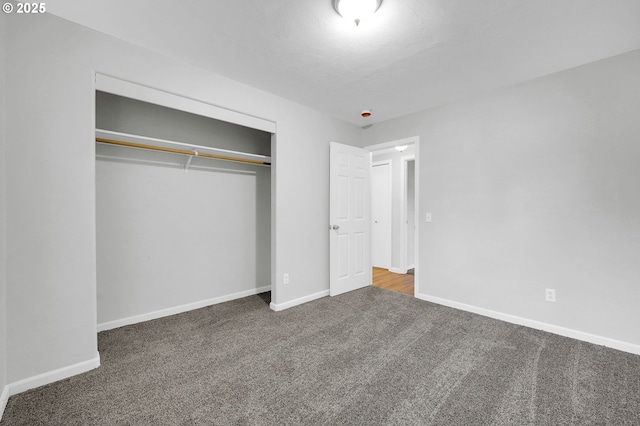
[95,91,272,329]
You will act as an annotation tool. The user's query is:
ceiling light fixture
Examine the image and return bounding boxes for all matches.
[334,0,383,26]
[395,145,408,152]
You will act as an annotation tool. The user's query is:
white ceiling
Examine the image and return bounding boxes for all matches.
[47,0,640,126]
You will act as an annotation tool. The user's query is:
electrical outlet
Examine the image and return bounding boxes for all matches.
[425,212,432,222]
[545,288,556,302]
[283,273,290,285]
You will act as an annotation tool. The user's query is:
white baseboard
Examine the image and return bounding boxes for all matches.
[407,264,415,270]
[7,352,101,398]
[416,293,640,356]
[98,285,271,332]
[270,289,330,312]
[0,384,8,422]
[389,267,407,274]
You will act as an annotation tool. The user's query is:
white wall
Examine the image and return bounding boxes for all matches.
[364,49,640,348]
[4,12,360,385]
[0,10,9,412]
[96,150,271,325]
[372,147,415,271]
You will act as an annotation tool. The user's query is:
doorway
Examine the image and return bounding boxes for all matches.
[367,138,419,297]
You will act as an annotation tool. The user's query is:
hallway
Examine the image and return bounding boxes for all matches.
[372,267,414,296]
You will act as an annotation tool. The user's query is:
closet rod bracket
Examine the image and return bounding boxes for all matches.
[184,151,198,173]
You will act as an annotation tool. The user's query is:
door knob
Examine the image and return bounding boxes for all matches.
[331,225,340,230]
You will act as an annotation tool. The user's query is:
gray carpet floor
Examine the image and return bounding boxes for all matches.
[2,287,639,425]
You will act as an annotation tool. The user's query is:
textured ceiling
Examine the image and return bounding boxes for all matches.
[47,0,640,125]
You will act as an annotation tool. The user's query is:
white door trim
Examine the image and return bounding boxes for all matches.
[95,73,276,133]
[365,137,417,154]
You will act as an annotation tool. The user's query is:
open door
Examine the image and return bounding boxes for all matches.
[329,142,371,296]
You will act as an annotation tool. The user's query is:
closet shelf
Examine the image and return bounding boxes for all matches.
[95,129,271,167]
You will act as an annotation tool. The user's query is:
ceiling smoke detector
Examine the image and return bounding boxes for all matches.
[334,0,383,26]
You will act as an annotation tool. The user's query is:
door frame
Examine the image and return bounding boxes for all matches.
[366,136,420,295]
[371,159,392,270]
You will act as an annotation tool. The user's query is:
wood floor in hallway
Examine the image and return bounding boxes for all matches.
[372,267,414,296]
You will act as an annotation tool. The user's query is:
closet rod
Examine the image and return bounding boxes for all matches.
[96,138,271,167]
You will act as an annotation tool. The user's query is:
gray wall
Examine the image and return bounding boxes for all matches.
[407,160,415,267]
[364,49,640,346]
[96,92,271,155]
[4,12,360,384]
[372,147,415,271]
[96,94,271,325]
[0,10,8,401]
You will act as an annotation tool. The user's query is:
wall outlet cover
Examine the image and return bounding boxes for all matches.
[545,288,556,302]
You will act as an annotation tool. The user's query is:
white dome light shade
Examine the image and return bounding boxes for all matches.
[335,0,381,25]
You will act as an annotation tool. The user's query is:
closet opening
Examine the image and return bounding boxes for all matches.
[95,90,273,331]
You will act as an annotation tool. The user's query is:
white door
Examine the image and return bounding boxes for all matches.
[371,162,391,269]
[329,142,371,297]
